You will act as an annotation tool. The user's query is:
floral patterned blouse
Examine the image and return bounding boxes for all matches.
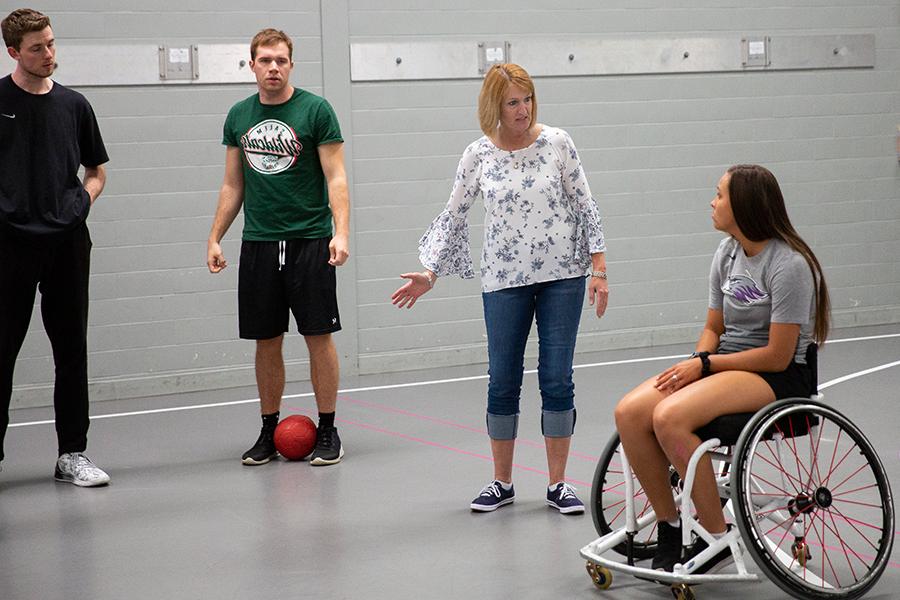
[418,125,606,292]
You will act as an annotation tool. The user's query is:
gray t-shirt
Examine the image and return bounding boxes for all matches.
[709,237,815,364]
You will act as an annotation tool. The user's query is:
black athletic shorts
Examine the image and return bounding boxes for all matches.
[238,237,341,339]
[757,359,814,400]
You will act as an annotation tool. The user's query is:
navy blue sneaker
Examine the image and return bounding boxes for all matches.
[470,480,515,512]
[546,482,585,514]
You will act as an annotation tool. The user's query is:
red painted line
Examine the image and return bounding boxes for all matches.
[282,404,591,487]
[336,394,600,463]
[334,414,593,488]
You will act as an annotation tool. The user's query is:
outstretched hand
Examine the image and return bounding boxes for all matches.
[391,272,433,309]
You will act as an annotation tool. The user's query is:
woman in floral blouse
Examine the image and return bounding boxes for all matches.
[391,64,608,514]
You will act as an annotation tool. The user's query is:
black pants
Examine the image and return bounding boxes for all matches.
[0,223,92,461]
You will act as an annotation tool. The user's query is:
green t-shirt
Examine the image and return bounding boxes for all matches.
[222,88,343,240]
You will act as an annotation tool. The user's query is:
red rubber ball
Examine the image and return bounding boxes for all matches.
[274,415,317,460]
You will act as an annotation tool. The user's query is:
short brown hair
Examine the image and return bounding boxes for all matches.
[478,64,537,136]
[2,8,50,51]
[250,28,293,61]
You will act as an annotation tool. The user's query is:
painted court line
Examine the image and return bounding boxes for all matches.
[9,332,899,429]
[338,394,601,463]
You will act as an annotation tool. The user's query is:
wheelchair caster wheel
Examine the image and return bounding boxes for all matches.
[791,540,811,567]
[585,561,612,590]
[671,583,695,600]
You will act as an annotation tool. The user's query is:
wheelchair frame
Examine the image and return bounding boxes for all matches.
[581,396,895,600]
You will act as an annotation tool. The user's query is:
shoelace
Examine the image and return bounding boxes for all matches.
[556,483,578,500]
[68,453,101,477]
[480,481,503,498]
[316,427,334,448]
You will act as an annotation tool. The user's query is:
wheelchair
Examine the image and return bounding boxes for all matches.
[580,347,895,600]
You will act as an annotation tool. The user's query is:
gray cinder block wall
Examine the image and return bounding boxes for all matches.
[7,0,899,408]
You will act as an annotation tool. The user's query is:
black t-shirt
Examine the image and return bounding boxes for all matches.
[0,75,109,239]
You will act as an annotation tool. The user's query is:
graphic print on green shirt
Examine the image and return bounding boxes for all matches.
[223,88,343,241]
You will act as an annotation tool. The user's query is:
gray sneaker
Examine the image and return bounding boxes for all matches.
[55,452,110,487]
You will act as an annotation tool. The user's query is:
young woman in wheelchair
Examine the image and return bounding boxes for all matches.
[613,164,830,574]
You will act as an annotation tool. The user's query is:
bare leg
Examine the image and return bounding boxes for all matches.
[614,377,680,522]
[256,335,285,414]
[545,436,571,484]
[304,333,339,414]
[491,438,515,482]
[653,371,775,533]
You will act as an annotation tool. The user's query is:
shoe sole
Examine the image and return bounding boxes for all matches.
[470,497,515,512]
[54,473,110,487]
[241,453,276,466]
[546,500,585,514]
[309,445,344,466]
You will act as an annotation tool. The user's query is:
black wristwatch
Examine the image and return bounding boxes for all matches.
[690,351,712,377]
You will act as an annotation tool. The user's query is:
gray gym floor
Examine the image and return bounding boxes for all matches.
[2,323,898,600]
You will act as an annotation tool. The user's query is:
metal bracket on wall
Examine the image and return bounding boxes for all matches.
[741,36,771,68]
[350,34,875,81]
[478,41,510,74]
[158,45,199,80]
[1,43,255,86]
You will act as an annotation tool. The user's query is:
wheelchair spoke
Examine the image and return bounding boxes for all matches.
[811,509,843,589]
[734,402,893,599]
[755,448,806,493]
[829,459,869,495]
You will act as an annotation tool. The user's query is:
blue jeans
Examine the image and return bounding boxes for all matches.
[482,277,585,440]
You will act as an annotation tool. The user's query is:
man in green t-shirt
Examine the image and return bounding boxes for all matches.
[207,28,350,467]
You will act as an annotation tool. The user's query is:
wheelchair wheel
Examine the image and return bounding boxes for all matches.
[591,433,664,558]
[591,432,730,559]
[732,399,895,600]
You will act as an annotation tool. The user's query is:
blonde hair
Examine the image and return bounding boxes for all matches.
[478,64,537,136]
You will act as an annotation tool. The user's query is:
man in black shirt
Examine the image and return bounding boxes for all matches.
[0,8,110,486]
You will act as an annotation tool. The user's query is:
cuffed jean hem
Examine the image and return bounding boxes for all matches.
[486,412,519,440]
[541,408,576,438]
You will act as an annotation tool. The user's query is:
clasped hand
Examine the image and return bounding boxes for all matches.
[654,357,703,393]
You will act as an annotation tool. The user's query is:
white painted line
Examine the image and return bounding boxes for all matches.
[6,353,687,428]
[8,334,898,428]
[819,359,900,390]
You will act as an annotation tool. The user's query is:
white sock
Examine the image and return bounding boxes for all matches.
[548,481,564,492]
[710,529,727,539]
[666,517,681,528]
[496,480,512,490]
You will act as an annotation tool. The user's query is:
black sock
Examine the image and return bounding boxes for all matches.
[318,412,335,430]
[261,411,280,431]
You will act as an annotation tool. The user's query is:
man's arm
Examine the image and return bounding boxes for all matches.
[83,164,107,205]
[207,146,245,273]
[317,141,350,266]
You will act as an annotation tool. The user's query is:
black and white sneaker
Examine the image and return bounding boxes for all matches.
[682,527,735,574]
[309,426,344,466]
[241,427,276,465]
[651,521,684,572]
[55,452,110,487]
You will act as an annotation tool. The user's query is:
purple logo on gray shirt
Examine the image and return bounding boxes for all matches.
[723,273,770,305]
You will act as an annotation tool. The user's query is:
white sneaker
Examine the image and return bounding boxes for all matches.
[54,452,110,487]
